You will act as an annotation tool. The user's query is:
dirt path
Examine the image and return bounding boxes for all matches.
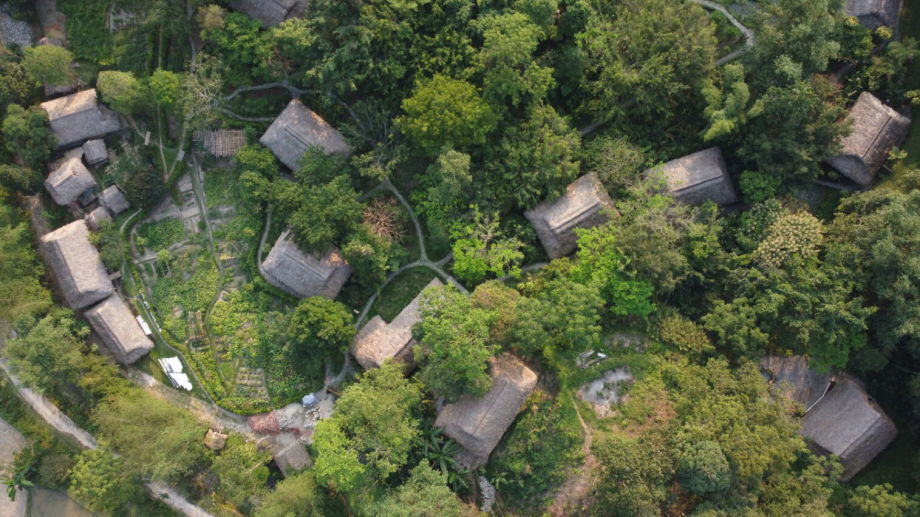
[547,396,598,517]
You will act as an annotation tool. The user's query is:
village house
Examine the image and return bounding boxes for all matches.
[846,0,902,29]
[84,206,112,231]
[227,0,307,27]
[760,356,897,480]
[524,173,616,259]
[826,91,911,186]
[260,231,352,299]
[99,185,131,217]
[81,138,108,166]
[44,155,96,206]
[84,293,155,365]
[351,278,443,370]
[40,220,114,309]
[39,89,124,149]
[435,355,538,468]
[259,99,349,170]
[645,147,739,206]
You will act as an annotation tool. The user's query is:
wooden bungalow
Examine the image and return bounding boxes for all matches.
[81,138,108,166]
[645,147,738,205]
[435,355,538,468]
[351,278,443,370]
[259,99,349,170]
[40,220,113,309]
[846,0,902,29]
[99,185,130,216]
[44,156,96,206]
[826,91,911,186]
[260,231,351,299]
[84,206,112,231]
[524,173,616,259]
[39,89,123,149]
[84,293,154,365]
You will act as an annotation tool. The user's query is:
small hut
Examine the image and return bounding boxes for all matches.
[272,434,312,477]
[81,139,108,166]
[524,173,616,259]
[435,355,538,468]
[260,231,351,299]
[760,356,897,480]
[645,147,738,206]
[44,156,96,206]
[39,89,124,149]
[99,185,130,216]
[259,99,349,170]
[85,206,112,231]
[846,0,902,29]
[40,220,113,309]
[351,278,443,370]
[826,92,911,186]
[84,293,155,365]
[227,0,307,27]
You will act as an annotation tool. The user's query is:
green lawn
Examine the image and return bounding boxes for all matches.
[368,267,438,322]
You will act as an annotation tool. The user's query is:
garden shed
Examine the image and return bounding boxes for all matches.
[351,278,443,370]
[84,293,155,365]
[40,220,113,309]
[99,185,130,216]
[44,156,96,206]
[846,0,902,29]
[435,355,538,468]
[39,89,124,149]
[524,173,616,259]
[645,147,738,205]
[826,91,911,186]
[760,356,897,480]
[260,231,352,299]
[227,0,307,27]
[81,138,108,166]
[85,206,112,231]
[259,99,349,170]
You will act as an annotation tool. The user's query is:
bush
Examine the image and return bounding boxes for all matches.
[739,170,781,204]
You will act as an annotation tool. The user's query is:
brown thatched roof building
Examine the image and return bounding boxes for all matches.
[84,293,154,365]
[846,0,902,29]
[259,99,349,170]
[351,278,443,370]
[435,355,537,468]
[826,92,911,186]
[260,231,351,299]
[524,173,616,259]
[761,356,897,480]
[227,0,307,27]
[39,89,124,149]
[99,185,130,216]
[40,220,113,309]
[81,139,108,166]
[645,147,738,205]
[85,206,112,231]
[44,156,96,206]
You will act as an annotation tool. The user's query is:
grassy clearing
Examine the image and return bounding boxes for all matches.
[136,218,186,252]
[367,267,437,322]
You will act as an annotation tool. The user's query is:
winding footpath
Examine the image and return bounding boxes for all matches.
[691,0,756,66]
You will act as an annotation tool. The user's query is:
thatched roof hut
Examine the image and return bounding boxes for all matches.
[260,231,351,299]
[227,0,307,27]
[39,89,124,149]
[524,173,616,259]
[81,139,108,166]
[760,356,897,480]
[645,147,738,205]
[84,293,154,365]
[85,206,112,231]
[44,156,96,206]
[40,220,113,309]
[259,99,349,170]
[351,278,443,370]
[846,0,902,29]
[435,355,537,468]
[826,92,911,186]
[272,434,312,477]
[99,185,130,216]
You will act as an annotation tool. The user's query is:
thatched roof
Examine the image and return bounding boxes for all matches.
[435,355,538,468]
[100,185,130,216]
[524,173,616,259]
[645,147,738,205]
[259,99,349,170]
[273,434,312,477]
[40,89,124,149]
[84,293,154,365]
[81,138,107,166]
[44,156,96,206]
[351,278,443,370]
[760,356,897,481]
[85,206,112,231]
[826,92,911,186]
[40,220,113,309]
[260,231,351,299]
[227,0,307,27]
[846,0,902,29]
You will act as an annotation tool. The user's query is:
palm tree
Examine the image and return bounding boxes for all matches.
[416,427,469,491]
